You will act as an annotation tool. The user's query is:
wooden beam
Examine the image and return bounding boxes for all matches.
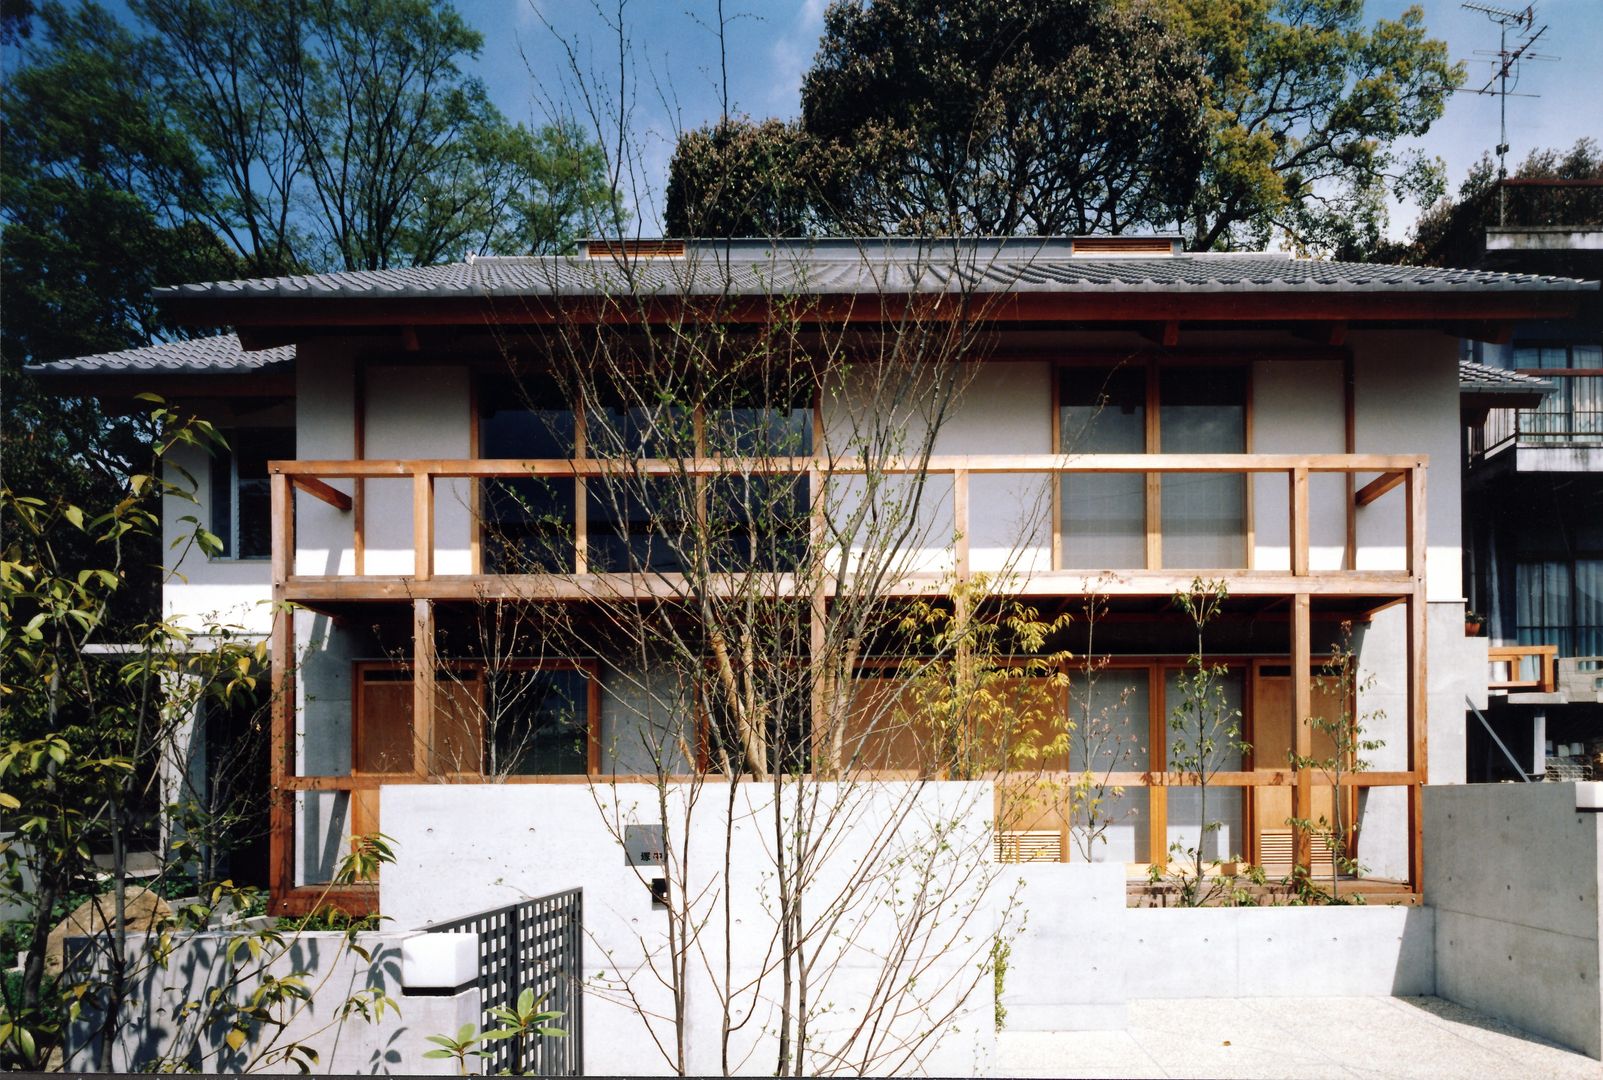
[1354,470,1406,507]
[271,472,294,585]
[1294,321,1347,347]
[270,451,1431,479]
[267,601,294,909]
[952,468,970,579]
[164,287,1589,331]
[280,568,1420,604]
[291,475,353,512]
[1141,320,1181,347]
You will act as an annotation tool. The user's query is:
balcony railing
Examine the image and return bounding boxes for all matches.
[1488,644,1559,693]
[266,453,1428,601]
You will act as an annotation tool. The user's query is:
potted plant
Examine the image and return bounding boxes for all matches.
[1465,610,1484,636]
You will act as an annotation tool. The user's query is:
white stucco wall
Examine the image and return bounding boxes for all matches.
[363,364,472,576]
[1350,331,1462,602]
[1251,358,1348,571]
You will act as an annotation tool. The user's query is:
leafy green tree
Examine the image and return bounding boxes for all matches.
[799,0,1207,236]
[1165,0,1462,254]
[1396,139,1603,272]
[0,1,244,627]
[665,117,822,239]
[668,0,1459,253]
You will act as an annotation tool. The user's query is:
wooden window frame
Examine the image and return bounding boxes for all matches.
[1050,358,1255,573]
[352,657,602,780]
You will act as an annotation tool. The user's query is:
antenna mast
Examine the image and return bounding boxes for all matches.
[1460,2,1557,224]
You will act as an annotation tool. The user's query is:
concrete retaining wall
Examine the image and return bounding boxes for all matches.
[382,781,1002,1077]
[1002,864,1434,1033]
[1426,781,1603,1058]
[64,929,476,1074]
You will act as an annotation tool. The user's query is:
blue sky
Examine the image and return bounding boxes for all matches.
[462,0,1603,237]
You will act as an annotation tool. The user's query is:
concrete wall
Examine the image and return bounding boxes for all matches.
[381,781,1001,1077]
[65,930,476,1074]
[1426,781,1603,1058]
[1002,864,1434,1033]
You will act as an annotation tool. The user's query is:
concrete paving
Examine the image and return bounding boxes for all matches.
[994,996,1603,1079]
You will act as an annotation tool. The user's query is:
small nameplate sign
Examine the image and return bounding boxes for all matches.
[625,823,665,866]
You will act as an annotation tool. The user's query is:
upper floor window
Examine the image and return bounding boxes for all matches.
[1058,364,1247,570]
[210,428,295,560]
[476,373,814,575]
[1513,342,1603,446]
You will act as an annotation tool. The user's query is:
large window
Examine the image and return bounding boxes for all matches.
[477,373,813,575]
[479,375,577,572]
[210,428,295,560]
[352,661,596,778]
[1513,342,1603,446]
[1058,364,1247,569]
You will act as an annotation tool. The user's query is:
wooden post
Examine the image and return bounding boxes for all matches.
[1292,592,1312,874]
[1407,461,1428,894]
[271,472,293,585]
[354,361,366,575]
[267,600,294,910]
[952,468,970,580]
[413,468,434,581]
[1290,467,1309,577]
[413,599,435,778]
[573,405,588,574]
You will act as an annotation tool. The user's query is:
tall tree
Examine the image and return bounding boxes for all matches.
[1165,0,1461,253]
[665,117,822,239]
[801,0,1207,236]
[667,0,1459,252]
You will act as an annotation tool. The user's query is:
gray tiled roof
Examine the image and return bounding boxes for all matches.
[156,242,1598,303]
[26,334,293,376]
[1459,360,1556,392]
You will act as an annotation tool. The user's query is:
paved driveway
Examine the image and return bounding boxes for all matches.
[995,997,1603,1079]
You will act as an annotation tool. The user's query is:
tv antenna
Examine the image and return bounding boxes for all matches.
[1459,2,1559,223]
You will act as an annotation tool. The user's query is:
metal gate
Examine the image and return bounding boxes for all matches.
[426,888,584,1076]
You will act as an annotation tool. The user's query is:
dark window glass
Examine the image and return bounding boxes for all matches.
[485,667,590,775]
[213,428,295,559]
[479,375,577,572]
[587,399,697,574]
[707,404,814,572]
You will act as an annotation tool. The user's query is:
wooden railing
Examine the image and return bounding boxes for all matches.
[267,452,1427,601]
[264,451,1433,906]
[1488,644,1559,693]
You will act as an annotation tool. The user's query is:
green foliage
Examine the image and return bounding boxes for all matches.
[668,0,1207,237]
[1165,0,1462,254]
[1285,622,1384,905]
[1152,578,1248,907]
[891,577,1073,785]
[665,117,820,239]
[1392,138,1603,271]
[424,989,565,1075]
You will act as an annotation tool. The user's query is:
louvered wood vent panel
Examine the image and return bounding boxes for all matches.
[585,239,687,259]
[1071,236,1179,256]
[1258,828,1336,874]
[995,830,1063,863]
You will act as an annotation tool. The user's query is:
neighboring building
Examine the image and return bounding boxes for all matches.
[30,235,1595,922]
[1457,183,1603,782]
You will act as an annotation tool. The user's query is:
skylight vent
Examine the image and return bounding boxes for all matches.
[1071,235,1182,257]
[584,239,687,259]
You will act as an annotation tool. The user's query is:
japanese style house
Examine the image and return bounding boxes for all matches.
[31,235,1597,915]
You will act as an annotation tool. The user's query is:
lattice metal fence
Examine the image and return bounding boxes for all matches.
[426,888,584,1076]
